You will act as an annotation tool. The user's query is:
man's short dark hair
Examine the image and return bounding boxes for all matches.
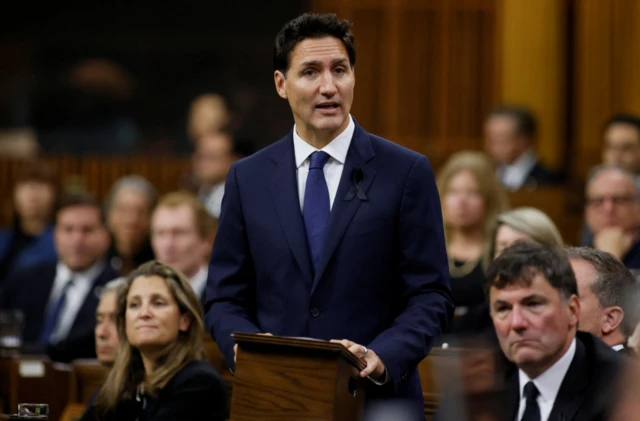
[488,105,537,138]
[56,192,106,225]
[604,114,640,140]
[273,13,356,74]
[565,247,640,338]
[485,241,577,300]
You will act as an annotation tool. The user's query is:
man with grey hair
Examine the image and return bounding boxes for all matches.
[105,175,157,274]
[583,164,640,269]
[95,277,125,366]
[566,247,640,355]
[78,277,126,421]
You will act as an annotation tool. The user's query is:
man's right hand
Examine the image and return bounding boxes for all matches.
[593,227,634,260]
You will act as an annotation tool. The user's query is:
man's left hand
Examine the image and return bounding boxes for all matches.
[331,339,386,380]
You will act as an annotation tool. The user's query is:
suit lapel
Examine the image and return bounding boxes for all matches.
[548,339,588,421]
[269,134,314,283]
[311,123,376,295]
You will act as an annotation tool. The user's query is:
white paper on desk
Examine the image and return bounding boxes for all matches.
[19,360,45,378]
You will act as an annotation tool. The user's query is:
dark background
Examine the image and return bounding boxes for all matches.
[0,1,310,155]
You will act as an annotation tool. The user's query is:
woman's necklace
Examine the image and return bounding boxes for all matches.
[448,255,481,278]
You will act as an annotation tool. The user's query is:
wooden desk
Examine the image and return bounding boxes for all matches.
[69,360,108,405]
[0,355,72,421]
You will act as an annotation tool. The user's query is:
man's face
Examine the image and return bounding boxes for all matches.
[585,170,640,233]
[95,291,119,366]
[570,258,603,337]
[151,204,211,279]
[107,188,152,247]
[483,115,527,165]
[13,181,56,221]
[193,133,234,186]
[274,36,355,141]
[602,123,640,174]
[55,205,109,272]
[490,273,579,377]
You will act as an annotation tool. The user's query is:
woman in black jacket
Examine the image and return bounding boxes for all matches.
[91,260,227,421]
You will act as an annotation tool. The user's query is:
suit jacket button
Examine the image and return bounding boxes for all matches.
[310,308,320,317]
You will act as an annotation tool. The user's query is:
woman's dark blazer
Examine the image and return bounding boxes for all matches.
[98,360,227,421]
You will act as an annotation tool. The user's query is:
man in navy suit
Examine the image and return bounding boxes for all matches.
[0,193,118,362]
[205,13,453,417]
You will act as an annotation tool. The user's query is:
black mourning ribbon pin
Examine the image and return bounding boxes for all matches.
[345,167,367,201]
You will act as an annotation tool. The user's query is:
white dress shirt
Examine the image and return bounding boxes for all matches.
[498,148,538,191]
[293,115,355,211]
[516,338,576,421]
[612,344,624,351]
[190,266,208,299]
[199,182,225,218]
[47,260,106,344]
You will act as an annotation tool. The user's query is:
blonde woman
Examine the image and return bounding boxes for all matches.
[93,261,226,421]
[437,151,508,319]
[450,206,564,338]
[487,206,564,263]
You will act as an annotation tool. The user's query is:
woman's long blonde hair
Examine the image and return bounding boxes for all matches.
[436,151,509,246]
[96,260,206,416]
[485,206,564,267]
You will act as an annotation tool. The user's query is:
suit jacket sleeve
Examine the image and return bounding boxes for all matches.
[367,154,454,392]
[204,163,261,369]
[150,369,228,421]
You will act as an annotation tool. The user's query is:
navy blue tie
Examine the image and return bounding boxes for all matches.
[521,381,540,421]
[39,279,74,344]
[303,151,331,271]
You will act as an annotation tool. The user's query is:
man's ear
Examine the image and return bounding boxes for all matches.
[567,295,581,328]
[274,71,288,99]
[602,306,624,335]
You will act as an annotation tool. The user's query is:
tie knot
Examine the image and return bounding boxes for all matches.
[309,151,330,169]
[524,381,539,400]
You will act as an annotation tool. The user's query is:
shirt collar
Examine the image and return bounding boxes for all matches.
[504,148,537,173]
[57,259,106,284]
[612,344,625,351]
[190,266,208,297]
[293,115,354,169]
[518,338,576,405]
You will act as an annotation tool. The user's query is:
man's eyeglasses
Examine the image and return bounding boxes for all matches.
[585,195,638,208]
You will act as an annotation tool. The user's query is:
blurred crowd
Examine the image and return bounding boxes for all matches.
[1,98,640,420]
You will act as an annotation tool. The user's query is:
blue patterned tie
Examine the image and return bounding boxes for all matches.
[39,279,74,344]
[303,151,331,271]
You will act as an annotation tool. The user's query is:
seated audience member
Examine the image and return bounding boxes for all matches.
[436,151,508,331]
[487,207,564,261]
[193,132,252,218]
[583,165,640,268]
[0,163,58,283]
[151,192,217,304]
[187,94,231,143]
[0,193,116,362]
[94,261,227,421]
[450,207,565,338]
[95,277,125,366]
[582,115,640,246]
[565,247,640,356]
[483,105,562,191]
[79,277,125,421]
[487,241,625,421]
[601,114,640,178]
[105,176,157,274]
